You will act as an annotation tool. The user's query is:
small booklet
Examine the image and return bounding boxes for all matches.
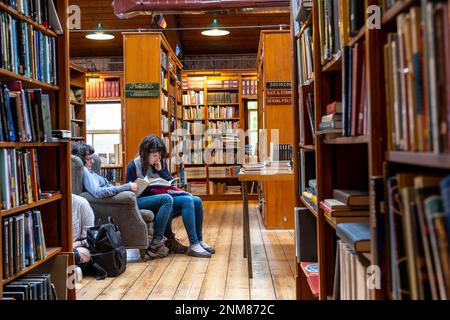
[134,177,179,197]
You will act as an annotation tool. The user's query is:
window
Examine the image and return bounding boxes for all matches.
[246,100,258,157]
[86,102,122,157]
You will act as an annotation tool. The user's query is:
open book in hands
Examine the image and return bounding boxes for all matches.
[134,177,179,197]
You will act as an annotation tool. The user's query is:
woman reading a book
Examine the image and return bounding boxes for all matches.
[73,143,171,260]
[126,134,215,258]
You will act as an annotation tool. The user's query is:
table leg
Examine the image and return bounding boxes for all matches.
[242,181,253,278]
[242,181,248,258]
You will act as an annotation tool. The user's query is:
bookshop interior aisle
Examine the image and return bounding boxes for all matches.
[1,0,450,302]
[76,202,296,300]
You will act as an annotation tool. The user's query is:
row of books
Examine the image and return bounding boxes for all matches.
[183,90,204,105]
[296,25,314,85]
[161,95,168,112]
[207,92,238,104]
[183,121,204,135]
[207,121,240,134]
[242,79,257,96]
[161,114,169,134]
[160,49,168,70]
[208,105,238,119]
[383,173,450,300]
[2,273,56,300]
[187,181,207,195]
[0,148,41,210]
[318,0,364,64]
[2,210,47,279]
[182,77,203,90]
[0,82,52,142]
[384,4,450,153]
[205,149,239,165]
[70,122,81,138]
[184,166,207,179]
[269,143,293,162]
[161,70,168,91]
[1,0,54,27]
[183,150,204,165]
[184,105,204,120]
[208,165,241,178]
[342,42,368,137]
[206,79,238,89]
[86,79,120,99]
[335,238,372,300]
[100,168,123,184]
[0,12,57,84]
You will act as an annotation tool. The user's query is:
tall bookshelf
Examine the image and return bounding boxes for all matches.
[69,63,86,141]
[0,0,73,299]
[181,70,258,201]
[123,32,183,177]
[257,31,296,229]
[86,71,125,184]
[291,0,450,301]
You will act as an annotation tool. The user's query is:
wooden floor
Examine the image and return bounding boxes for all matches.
[75,201,296,300]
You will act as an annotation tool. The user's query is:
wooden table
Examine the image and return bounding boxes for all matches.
[238,170,294,278]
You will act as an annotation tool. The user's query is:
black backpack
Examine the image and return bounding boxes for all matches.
[87,217,127,278]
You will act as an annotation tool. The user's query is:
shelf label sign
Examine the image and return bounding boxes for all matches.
[265,81,292,105]
[125,82,160,98]
[125,90,159,98]
[125,82,159,90]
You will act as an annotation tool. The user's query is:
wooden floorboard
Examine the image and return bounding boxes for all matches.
[257,212,296,300]
[275,230,297,277]
[174,202,223,300]
[224,202,250,300]
[249,206,277,300]
[76,201,295,300]
[198,202,235,300]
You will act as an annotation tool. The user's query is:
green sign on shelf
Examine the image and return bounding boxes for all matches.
[125,90,159,98]
[125,82,160,90]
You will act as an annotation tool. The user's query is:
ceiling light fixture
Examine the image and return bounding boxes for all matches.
[201,18,229,37]
[86,23,115,40]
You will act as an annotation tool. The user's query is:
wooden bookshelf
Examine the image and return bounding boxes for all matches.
[291,0,381,300]
[1,194,63,218]
[0,0,73,299]
[70,63,87,141]
[123,32,183,177]
[257,30,296,229]
[180,69,258,201]
[291,0,450,301]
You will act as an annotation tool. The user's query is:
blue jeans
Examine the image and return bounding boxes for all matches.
[169,195,204,245]
[136,194,173,239]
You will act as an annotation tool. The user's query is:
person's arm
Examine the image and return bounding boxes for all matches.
[126,161,137,183]
[83,167,131,198]
[155,160,173,181]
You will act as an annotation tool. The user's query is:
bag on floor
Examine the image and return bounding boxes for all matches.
[87,217,127,278]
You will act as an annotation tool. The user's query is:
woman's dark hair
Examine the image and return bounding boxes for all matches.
[139,134,167,174]
[73,143,95,165]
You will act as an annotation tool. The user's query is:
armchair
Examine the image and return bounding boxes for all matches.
[71,155,153,255]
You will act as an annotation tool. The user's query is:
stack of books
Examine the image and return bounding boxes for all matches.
[319,101,342,131]
[320,189,370,223]
[241,163,266,173]
[302,179,317,210]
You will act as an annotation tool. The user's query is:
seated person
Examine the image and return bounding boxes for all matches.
[73,143,137,198]
[72,143,170,260]
[72,193,94,272]
[126,134,215,258]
